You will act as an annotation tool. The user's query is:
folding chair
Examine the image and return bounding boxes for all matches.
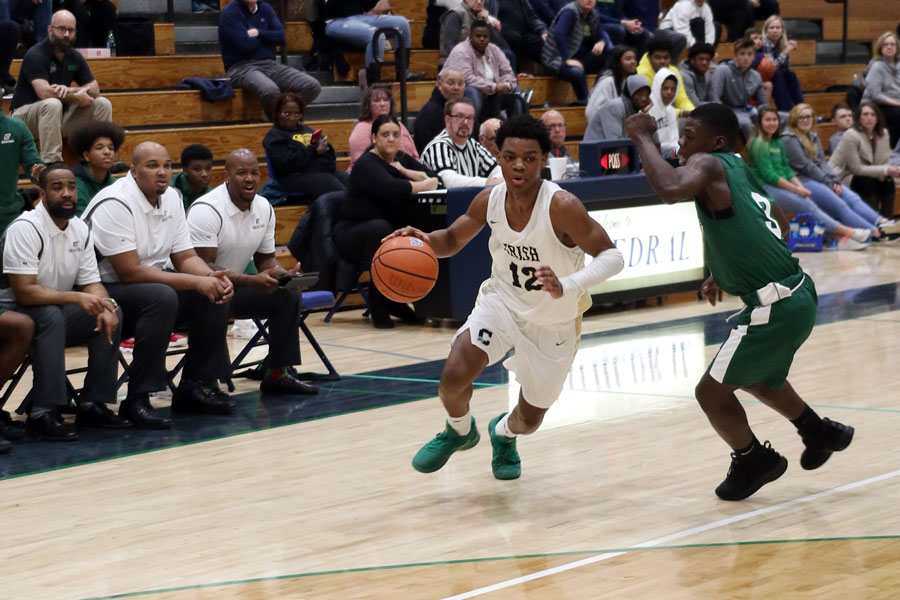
[226,289,340,391]
[324,267,370,323]
[117,343,188,394]
[0,356,93,415]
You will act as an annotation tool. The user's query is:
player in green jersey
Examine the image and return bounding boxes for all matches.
[625,103,854,501]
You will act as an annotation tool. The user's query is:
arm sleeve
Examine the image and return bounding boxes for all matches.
[864,64,891,105]
[398,151,437,178]
[219,7,265,55]
[186,202,222,249]
[559,247,625,297]
[833,132,891,179]
[352,156,413,202]
[169,200,195,255]
[348,122,373,168]
[751,76,768,107]
[257,5,286,47]
[89,201,138,257]
[524,0,548,33]
[17,124,42,174]
[709,68,724,103]
[400,124,420,160]
[440,12,462,58]
[773,141,796,180]
[76,230,101,286]
[265,128,318,177]
[585,75,616,121]
[496,48,517,87]
[530,0,555,25]
[438,170,488,188]
[680,69,700,106]
[1,221,41,275]
[553,11,575,61]
[782,136,814,179]
[703,6,715,45]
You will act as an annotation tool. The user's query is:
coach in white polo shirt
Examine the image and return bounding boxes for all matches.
[83,142,236,429]
[188,149,317,396]
[1,165,126,442]
[420,97,503,189]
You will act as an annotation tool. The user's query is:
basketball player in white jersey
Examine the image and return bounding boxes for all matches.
[384,115,625,479]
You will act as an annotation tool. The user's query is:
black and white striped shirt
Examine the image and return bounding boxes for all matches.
[421,130,499,188]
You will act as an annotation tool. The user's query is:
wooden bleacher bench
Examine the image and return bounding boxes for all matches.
[717,40,816,65]
[284,20,426,53]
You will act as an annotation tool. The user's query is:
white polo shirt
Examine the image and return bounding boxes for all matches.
[186,184,275,275]
[83,172,194,282]
[1,201,100,303]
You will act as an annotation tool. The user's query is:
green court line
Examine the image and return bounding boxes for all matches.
[77,534,900,600]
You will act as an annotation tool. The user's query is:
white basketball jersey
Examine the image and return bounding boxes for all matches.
[483,180,586,326]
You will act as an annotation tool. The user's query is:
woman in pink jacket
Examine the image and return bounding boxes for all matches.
[348,84,418,170]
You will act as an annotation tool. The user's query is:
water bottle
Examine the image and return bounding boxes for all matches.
[852,72,859,87]
[107,30,116,57]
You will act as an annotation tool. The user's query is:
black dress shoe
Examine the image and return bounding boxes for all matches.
[120,395,172,430]
[0,412,25,442]
[76,403,133,429]
[26,410,78,442]
[172,383,235,415]
[260,374,319,396]
[388,303,425,324]
[371,314,394,329]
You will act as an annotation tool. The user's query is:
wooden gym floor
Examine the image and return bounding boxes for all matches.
[1,245,899,599]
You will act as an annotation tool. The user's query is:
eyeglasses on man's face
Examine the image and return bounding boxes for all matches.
[52,25,76,34]
[450,114,475,123]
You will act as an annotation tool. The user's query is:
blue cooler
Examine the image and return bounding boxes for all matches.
[786,213,824,252]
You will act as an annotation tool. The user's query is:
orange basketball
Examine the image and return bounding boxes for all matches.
[371,236,439,303]
[757,56,776,82]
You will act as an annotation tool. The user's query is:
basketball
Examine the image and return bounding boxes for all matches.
[371,236,439,303]
[757,56,776,81]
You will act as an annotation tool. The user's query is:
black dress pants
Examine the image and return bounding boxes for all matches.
[231,286,302,368]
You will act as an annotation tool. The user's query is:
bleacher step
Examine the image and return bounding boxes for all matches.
[783,19,822,41]
[118,0,190,14]
[816,41,872,65]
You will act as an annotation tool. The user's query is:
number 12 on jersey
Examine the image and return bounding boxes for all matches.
[509,262,543,291]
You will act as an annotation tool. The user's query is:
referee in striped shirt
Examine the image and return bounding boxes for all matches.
[421,98,503,188]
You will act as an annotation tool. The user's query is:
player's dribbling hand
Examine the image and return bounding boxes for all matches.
[535,266,563,299]
[382,226,430,245]
[700,276,724,306]
[625,111,657,138]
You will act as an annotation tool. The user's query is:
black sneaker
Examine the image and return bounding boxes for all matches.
[800,418,854,470]
[715,441,788,501]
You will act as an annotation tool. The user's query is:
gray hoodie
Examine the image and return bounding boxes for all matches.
[678,58,713,106]
[863,60,900,105]
[781,129,841,186]
[584,74,651,142]
[710,60,767,110]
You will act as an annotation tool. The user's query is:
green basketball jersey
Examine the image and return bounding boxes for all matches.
[694,153,802,298]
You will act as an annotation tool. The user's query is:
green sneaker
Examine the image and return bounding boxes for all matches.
[489,413,521,480]
[412,417,480,473]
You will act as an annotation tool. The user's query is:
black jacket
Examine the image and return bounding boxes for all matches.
[263,124,337,179]
[287,191,358,292]
[412,86,448,153]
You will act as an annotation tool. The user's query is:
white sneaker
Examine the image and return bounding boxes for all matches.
[833,237,869,251]
[879,219,900,235]
[850,228,872,243]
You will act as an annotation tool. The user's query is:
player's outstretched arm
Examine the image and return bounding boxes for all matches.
[625,112,713,204]
[382,188,489,258]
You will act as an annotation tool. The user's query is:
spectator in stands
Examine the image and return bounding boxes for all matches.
[0,306,32,452]
[541,0,611,104]
[479,117,502,157]
[0,112,44,235]
[658,0,717,61]
[444,20,523,122]
[586,44,637,122]
[863,31,900,147]
[648,67,681,159]
[69,121,125,216]
[0,14,17,95]
[710,37,767,141]
[441,0,513,67]
[530,0,566,27]
[422,97,503,187]
[9,10,113,165]
[622,0,660,35]
[540,109,576,169]
[497,0,548,70]
[219,0,321,120]
[745,26,776,107]
[679,42,715,106]
[584,73,651,142]
[171,144,213,211]
[323,0,423,85]
[335,115,439,329]
[746,106,870,249]
[708,0,778,43]
[413,69,466,153]
[829,102,900,218]
[593,0,650,57]
[828,103,853,153]
[83,142,237,429]
[760,16,803,112]
[637,35,694,116]
[265,92,349,202]
[188,148,318,396]
[1,164,127,442]
[7,0,51,45]
[783,104,896,241]
[349,84,418,170]
[892,136,900,166]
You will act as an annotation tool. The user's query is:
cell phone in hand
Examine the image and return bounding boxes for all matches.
[310,129,323,144]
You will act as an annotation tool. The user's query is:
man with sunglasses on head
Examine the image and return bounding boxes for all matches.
[421,97,503,189]
[9,10,112,164]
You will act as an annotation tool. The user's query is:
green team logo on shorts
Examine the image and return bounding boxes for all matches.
[477,328,492,345]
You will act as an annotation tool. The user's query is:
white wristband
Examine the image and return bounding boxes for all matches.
[558,247,625,296]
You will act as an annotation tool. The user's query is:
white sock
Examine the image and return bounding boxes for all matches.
[447,411,472,436]
[494,412,517,439]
